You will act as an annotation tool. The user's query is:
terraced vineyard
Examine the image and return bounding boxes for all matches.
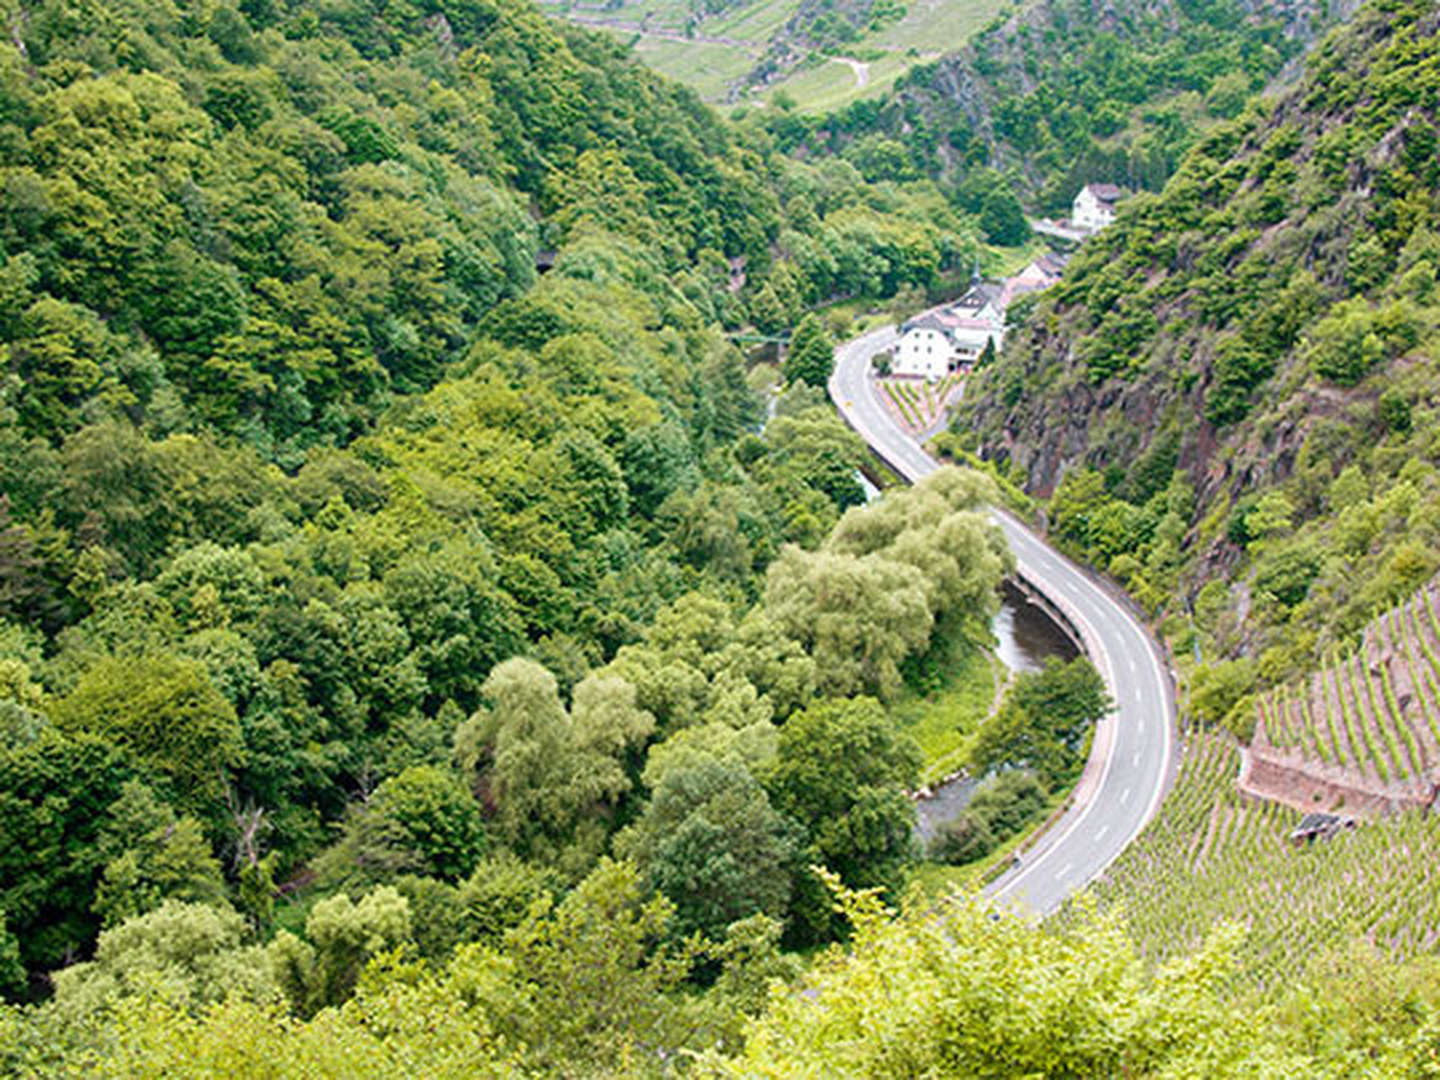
[1067,732,1440,991]
[878,375,961,434]
[542,0,1006,110]
[1249,580,1440,811]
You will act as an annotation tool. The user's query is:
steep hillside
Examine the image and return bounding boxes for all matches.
[778,0,1349,212]
[1067,731,1440,991]
[541,0,1005,111]
[0,0,1005,1012]
[1245,577,1440,813]
[960,0,1440,698]
[0,0,785,454]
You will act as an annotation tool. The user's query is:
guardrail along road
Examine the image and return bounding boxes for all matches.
[829,325,1178,915]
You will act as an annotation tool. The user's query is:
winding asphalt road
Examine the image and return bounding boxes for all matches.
[829,325,1179,916]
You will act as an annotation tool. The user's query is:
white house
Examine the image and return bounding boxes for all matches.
[893,282,1007,379]
[1071,183,1123,232]
[893,312,958,380]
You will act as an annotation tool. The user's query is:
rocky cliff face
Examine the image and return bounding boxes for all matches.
[807,0,1349,209]
[957,0,1440,678]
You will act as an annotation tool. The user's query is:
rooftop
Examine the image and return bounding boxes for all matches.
[954,281,1004,311]
[1085,182,1124,203]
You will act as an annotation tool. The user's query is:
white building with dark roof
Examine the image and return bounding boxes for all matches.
[893,281,1007,379]
[891,258,1070,380]
[894,311,959,380]
[1072,183,1123,231]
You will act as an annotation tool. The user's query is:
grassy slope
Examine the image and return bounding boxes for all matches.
[892,633,1003,786]
[543,0,1005,110]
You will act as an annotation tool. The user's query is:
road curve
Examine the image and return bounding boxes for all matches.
[829,325,1179,916]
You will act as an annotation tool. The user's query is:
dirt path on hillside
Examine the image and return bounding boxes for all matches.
[832,55,869,87]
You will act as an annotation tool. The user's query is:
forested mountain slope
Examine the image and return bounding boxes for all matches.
[0,0,1025,1054]
[961,0,1440,723]
[771,0,1352,214]
[5,0,1440,1070]
[0,0,783,455]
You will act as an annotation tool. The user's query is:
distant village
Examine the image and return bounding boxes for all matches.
[887,183,1122,381]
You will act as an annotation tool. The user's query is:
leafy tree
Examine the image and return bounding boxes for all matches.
[764,697,920,938]
[616,752,801,940]
[500,858,701,1073]
[272,886,412,1016]
[316,765,485,888]
[0,731,131,980]
[979,184,1031,246]
[455,852,555,946]
[930,771,1048,865]
[91,783,227,929]
[783,314,834,388]
[825,466,1010,623]
[714,883,1273,1077]
[53,653,244,811]
[764,547,932,701]
[454,659,652,872]
[1189,658,1258,740]
[1048,468,1110,551]
[765,406,868,512]
[51,901,276,1019]
[0,918,22,1003]
[381,541,525,712]
[930,808,997,865]
[971,658,1111,789]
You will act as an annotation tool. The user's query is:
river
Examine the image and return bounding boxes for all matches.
[914,582,1078,840]
[850,472,1076,836]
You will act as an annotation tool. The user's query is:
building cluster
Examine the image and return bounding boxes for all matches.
[889,182,1126,380]
[891,251,1068,380]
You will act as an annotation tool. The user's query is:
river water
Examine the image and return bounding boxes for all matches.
[914,582,1078,841]
[849,475,1077,837]
[992,580,1079,675]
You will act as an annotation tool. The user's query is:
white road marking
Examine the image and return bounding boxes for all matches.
[1096,824,1109,840]
[1133,751,1141,767]
[828,321,1177,915]
[1054,861,1073,881]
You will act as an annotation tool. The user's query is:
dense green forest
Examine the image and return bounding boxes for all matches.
[5,0,1440,1071]
[961,0,1440,737]
[760,0,1339,232]
[0,0,1036,1066]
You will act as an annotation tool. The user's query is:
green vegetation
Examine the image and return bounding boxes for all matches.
[766,0,1331,223]
[889,631,998,785]
[0,0,1018,1043]
[781,312,834,387]
[878,372,960,432]
[962,0,1440,705]
[929,769,1047,865]
[716,875,1440,1077]
[881,379,920,427]
[544,0,1006,112]
[1251,582,1440,795]
[919,654,1108,869]
[5,0,1440,1070]
[970,656,1109,791]
[1070,732,1440,996]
